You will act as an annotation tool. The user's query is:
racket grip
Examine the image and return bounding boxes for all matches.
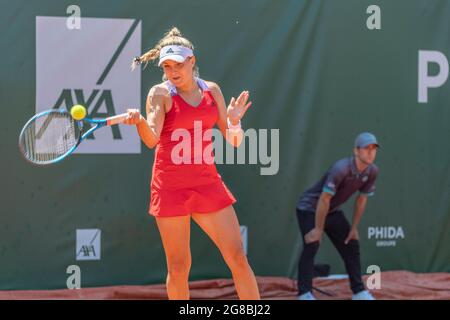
[106,113,128,126]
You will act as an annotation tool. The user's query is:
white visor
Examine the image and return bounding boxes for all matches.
[158,45,193,66]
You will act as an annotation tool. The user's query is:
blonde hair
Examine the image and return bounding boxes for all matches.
[131,27,199,78]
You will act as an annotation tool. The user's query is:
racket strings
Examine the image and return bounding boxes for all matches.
[20,112,80,164]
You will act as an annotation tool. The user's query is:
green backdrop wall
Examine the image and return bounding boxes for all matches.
[1,0,449,289]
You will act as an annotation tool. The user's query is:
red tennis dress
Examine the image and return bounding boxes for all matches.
[149,78,236,217]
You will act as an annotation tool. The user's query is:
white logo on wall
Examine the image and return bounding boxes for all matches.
[368,226,405,247]
[76,229,101,260]
[240,226,248,255]
[418,50,448,103]
[366,5,381,30]
[66,265,81,289]
[366,265,381,290]
[36,16,141,153]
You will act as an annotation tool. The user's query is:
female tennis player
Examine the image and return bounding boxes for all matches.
[123,27,260,300]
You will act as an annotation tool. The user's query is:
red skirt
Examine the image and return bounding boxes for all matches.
[149,160,236,217]
[149,178,236,217]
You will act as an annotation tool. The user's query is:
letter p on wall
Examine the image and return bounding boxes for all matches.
[418,50,449,103]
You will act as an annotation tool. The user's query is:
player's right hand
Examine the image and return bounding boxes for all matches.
[124,109,144,125]
[304,228,323,244]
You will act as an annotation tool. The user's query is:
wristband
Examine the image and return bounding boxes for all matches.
[227,118,241,133]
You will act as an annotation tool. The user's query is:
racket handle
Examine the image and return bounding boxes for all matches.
[106,113,128,126]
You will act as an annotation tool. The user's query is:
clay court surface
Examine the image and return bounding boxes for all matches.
[1,271,448,300]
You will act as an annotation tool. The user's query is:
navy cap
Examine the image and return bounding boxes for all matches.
[355,132,380,148]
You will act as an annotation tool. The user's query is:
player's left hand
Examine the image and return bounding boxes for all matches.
[344,228,359,245]
[227,91,252,125]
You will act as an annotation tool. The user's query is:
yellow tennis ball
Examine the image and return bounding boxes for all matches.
[70,105,87,120]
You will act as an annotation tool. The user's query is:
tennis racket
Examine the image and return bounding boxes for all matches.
[18,109,128,165]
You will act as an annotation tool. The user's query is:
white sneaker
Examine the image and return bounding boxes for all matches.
[352,290,375,300]
[297,291,317,300]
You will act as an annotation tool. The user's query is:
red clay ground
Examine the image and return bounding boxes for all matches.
[0,271,449,300]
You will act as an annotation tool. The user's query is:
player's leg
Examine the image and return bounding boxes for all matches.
[324,210,365,294]
[155,215,192,300]
[192,206,260,300]
[296,209,320,296]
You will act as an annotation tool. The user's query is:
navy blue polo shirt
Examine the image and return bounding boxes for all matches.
[296,156,379,213]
